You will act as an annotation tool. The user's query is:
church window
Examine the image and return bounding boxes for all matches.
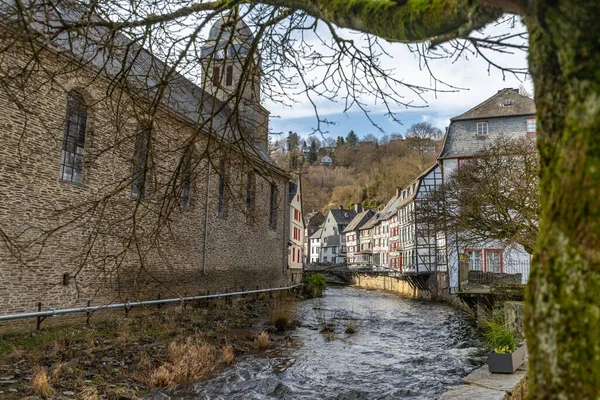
[132,125,151,199]
[269,183,278,229]
[226,65,233,86]
[60,91,87,183]
[246,171,256,211]
[180,150,192,208]
[212,66,220,86]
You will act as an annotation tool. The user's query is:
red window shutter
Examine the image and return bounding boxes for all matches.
[226,65,233,86]
[292,249,295,262]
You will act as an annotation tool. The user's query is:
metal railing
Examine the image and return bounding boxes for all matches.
[0,284,301,329]
[461,261,530,286]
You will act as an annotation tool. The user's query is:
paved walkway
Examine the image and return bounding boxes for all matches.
[438,360,528,400]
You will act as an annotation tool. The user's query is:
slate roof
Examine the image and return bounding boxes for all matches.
[396,164,439,209]
[305,211,325,225]
[450,88,536,121]
[439,89,536,160]
[377,195,401,222]
[329,208,357,225]
[310,227,323,240]
[359,213,380,231]
[343,210,374,233]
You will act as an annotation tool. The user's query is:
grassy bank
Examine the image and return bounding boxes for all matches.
[0,294,299,399]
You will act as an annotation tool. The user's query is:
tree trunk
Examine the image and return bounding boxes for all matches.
[525,1,600,397]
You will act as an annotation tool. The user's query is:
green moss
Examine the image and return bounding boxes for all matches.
[314,0,500,43]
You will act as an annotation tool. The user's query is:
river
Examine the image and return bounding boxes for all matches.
[163,286,485,400]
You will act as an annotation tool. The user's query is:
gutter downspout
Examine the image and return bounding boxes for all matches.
[202,163,212,275]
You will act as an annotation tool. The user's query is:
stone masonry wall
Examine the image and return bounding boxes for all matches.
[0,39,290,330]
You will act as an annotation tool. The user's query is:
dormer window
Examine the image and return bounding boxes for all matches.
[527,118,537,134]
[476,121,489,136]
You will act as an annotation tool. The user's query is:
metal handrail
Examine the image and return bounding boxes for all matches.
[0,284,301,322]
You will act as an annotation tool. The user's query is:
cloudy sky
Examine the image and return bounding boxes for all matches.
[265,18,530,143]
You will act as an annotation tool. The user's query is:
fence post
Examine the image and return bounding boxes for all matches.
[125,298,129,317]
[36,302,42,330]
[269,284,273,299]
[86,300,91,325]
[256,285,259,301]
[157,293,162,309]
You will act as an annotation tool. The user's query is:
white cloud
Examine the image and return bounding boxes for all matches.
[263,18,529,129]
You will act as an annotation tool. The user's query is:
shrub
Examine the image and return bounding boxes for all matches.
[222,343,235,365]
[267,299,295,332]
[303,273,327,298]
[483,317,517,354]
[256,331,269,350]
[31,368,54,398]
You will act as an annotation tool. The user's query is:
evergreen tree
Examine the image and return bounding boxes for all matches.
[346,130,359,148]
[308,139,318,164]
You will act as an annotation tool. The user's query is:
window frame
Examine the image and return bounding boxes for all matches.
[465,248,483,271]
[60,91,88,184]
[269,183,278,229]
[225,65,233,86]
[484,249,503,273]
[526,117,537,134]
[476,120,489,136]
[131,125,151,200]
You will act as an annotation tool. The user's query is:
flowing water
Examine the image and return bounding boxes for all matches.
[163,287,484,400]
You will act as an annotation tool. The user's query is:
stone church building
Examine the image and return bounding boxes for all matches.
[0,7,294,325]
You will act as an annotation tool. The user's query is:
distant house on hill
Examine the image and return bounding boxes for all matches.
[320,155,333,166]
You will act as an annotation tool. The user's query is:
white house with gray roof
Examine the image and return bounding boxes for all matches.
[314,206,357,263]
[438,88,535,291]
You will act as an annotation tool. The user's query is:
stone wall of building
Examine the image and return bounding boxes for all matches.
[0,38,290,328]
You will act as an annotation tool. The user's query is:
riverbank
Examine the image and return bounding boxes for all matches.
[0,294,298,399]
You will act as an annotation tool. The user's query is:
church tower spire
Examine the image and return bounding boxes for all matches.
[200,11,268,152]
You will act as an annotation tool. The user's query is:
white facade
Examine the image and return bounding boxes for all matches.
[309,228,323,264]
[397,165,444,275]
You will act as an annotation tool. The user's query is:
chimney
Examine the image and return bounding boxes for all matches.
[395,187,402,197]
[338,205,344,210]
[354,203,363,213]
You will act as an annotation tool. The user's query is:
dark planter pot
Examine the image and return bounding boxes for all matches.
[487,343,527,373]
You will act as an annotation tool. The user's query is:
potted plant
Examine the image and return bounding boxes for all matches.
[483,317,526,373]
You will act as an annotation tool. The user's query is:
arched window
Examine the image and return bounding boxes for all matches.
[61,91,87,183]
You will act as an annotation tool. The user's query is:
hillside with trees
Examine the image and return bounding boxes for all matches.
[270,122,444,213]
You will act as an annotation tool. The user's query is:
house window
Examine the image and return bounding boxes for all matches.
[180,150,192,208]
[217,160,228,218]
[466,249,482,271]
[485,249,502,273]
[132,125,151,199]
[61,91,87,183]
[246,171,256,211]
[476,121,489,136]
[527,118,537,134]
[212,66,220,86]
[457,158,472,169]
[269,183,277,229]
[225,65,233,86]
